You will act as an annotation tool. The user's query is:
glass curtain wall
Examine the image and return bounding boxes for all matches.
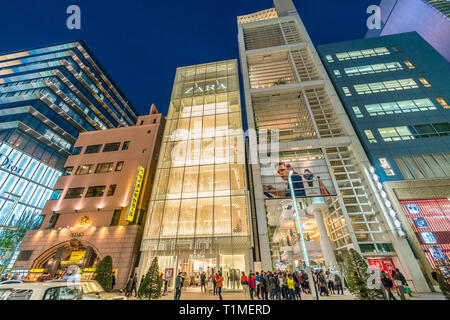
[142,60,250,290]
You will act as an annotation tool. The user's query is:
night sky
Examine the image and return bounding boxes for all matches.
[0,0,379,117]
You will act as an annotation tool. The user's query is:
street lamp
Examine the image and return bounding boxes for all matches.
[288,170,319,300]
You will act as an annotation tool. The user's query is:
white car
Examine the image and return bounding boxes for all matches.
[0,280,123,300]
[0,280,23,285]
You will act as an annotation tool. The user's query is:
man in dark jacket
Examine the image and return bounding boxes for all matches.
[174,272,184,300]
[381,271,397,300]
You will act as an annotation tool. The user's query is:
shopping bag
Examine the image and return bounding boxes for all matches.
[405,286,412,295]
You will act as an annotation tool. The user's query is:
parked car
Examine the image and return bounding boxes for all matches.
[0,280,124,300]
[0,280,23,286]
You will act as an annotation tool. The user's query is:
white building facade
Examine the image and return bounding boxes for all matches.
[237,0,430,291]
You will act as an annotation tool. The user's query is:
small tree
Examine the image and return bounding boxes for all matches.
[138,257,162,300]
[94,256,113,292]
[344,248,381,300]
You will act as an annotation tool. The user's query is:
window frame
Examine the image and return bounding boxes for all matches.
[85,185,107,198]
[103,142,121,153]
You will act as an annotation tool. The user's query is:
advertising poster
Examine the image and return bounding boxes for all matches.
[164,268,174,280]
[428,247,447,261]
[412,217,429,229]
[262,158,336,199]
[420,232,438,244]
[405,203,421,215]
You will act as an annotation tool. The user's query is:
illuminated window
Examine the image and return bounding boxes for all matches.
[335,47,390,61]
[85,185,106,198]
[326,55,334,63]
[333,69,341,77]
[75,164,94,175]
[404,60,415,69]
[365,98,436,116]
[64,187,85,199]
[95,162,114,174]
[352,106,363,118]
[62,166,73,176]
[115,161,124,172]
[419,77,432,87]
[344,61,403,76]
[354,78,418,95]
[378,126,414,141]
[106,185,117,197]
[379,158,395,176]
[364,130,377,143]
[342,87,352,96]
[437,97,449,109]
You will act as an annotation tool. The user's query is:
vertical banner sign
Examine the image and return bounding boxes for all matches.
[125,166,145,222]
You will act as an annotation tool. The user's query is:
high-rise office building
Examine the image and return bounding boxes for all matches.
[366,0,450,61]
[317,32,450,289]
[0,41,138,272]
[138,60,251,290]
[237,0,430,291]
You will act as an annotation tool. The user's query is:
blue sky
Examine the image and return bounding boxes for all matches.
[0,0,378,116]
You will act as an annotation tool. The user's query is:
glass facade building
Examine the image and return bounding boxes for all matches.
[318,32,450,288]
[317,32,450,183]
[238,0,430,291]
[139,60,251,290]
[0,41,138,270]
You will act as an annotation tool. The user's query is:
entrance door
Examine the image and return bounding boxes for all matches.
[178,258,216,292]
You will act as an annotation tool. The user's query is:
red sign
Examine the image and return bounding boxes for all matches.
[368,258,397,283]
[164,268,174,280]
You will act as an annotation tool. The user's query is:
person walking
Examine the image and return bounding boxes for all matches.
[174,272,184,300]
[260,272,267,300]
[216,272,224,300]
[255,272,261,299]
[125,276,134,298]
[213,273,217,295]
[249,273,255,300]
[287,274,295,300]
[334,273,344,295]
[112,273,116,290]
[278,273,285,300]
[392,270,407,300]
[318,271,329,296]
[269,273,277,300]
[301,271,310,294]
[241,272,249,300]
[200,272,207,293]
[327,271,335,295]
[293,272,301,300]
[381,271,397,300]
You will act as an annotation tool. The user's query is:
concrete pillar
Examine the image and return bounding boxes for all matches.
[307,203,337,268]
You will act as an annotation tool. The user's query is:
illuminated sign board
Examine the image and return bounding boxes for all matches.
[125,166,145,223]
[69,250,86,261]
[0,153,24,174]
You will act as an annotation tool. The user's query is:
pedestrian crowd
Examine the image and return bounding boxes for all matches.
[238,269,344,300]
